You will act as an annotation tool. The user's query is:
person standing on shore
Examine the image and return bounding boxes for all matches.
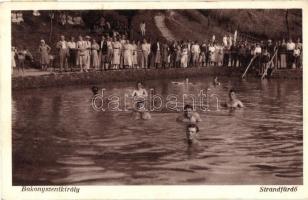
[56,35,69,72]
[84,36,92,71]
[76,35,87,72]
[91,39,100,70]
[137,40,143,68]
[131,40,138,68]
[180,43,188,68]
[123,40,133,69]
[191,41,200,67]
[112,37,121,70]
[286,38,295,69]
[277,39,287,69]
[38,40,51,71]
[106,36,113,70]
[100,35,108,71]
[12,46,17,74]
[141,38,150,69]
[67,36,77,71]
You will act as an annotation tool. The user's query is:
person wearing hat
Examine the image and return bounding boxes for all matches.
[39,39,51,71]
[56,35,69,72]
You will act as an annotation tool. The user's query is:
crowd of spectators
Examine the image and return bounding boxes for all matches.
[11,11,302,75]
[12,32,302,75]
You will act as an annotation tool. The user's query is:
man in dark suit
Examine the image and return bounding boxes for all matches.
[100,35,108,70]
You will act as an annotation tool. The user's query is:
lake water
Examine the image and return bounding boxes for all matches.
[12,76,303,185]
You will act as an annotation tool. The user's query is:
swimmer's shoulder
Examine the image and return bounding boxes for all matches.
[193,112,202,122]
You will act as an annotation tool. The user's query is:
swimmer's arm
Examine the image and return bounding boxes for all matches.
[132,90,137,97]
[194,113,202,122]
[142,89,148,98]
[237,100,244,108]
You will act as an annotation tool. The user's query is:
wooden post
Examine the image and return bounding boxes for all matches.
[242,55,256,79]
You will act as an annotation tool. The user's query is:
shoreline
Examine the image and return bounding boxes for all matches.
[12,67,302,90]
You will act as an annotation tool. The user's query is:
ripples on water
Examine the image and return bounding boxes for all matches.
[12,77,302,185]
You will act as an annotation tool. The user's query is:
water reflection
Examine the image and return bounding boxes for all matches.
[12,77,302,185]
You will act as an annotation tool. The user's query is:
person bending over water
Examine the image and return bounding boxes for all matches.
[177,104,202,123]
[132,82,151,120]
[222,89,244,109]
[186,123,200,145]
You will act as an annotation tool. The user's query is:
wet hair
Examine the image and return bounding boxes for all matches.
[92,86,99,95]
[184,104,193,110]
[229,89,235,94]
[186,123,199,133]
[136,81,143,88]
[229,89,236,98]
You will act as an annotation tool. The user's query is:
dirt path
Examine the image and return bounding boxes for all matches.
[154,14,175,41]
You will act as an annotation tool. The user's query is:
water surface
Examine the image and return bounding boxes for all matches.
[12,76,303,185]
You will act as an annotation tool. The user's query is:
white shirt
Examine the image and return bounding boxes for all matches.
[286,42,295,51]
[67,41,76,49]
[191,44,200,54]
[59,41,67,49]
[223,36,228,46]
[209,46,215,53]
[294,49,300,56]
[254,47,262,54]
[85,41,91,50]
[77,41,86,51]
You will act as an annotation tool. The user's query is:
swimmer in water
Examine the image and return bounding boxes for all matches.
[186,123,200,145]
[91,86,99,95]
[222,89,244,109]
[171,78,192,85]
[177,104,202,123]
[132,82,151,120]
[213,76,221,86]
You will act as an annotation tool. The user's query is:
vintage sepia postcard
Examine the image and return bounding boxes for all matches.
[0,0,307,199]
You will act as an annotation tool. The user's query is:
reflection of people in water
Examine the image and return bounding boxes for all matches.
[222,89,244,109]
[177,104,202,123]
[186,123,200,145]
[132,82,151,120]
[213,76,221,86]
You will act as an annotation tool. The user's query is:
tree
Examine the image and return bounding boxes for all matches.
[285,9,290,38]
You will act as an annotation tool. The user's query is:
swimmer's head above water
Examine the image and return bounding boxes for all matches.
[91,86,99,95]
[229,89,236,100]
[184,104,194,118]
[136,82,144,90]
[186,123,199,145]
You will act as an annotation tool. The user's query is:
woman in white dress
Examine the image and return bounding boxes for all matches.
[181,44,188,68]
[91,39,100,70]
[217,45,224,66]
[123,40,133,69]
[208,43,216,66]
[112,37,121,69]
